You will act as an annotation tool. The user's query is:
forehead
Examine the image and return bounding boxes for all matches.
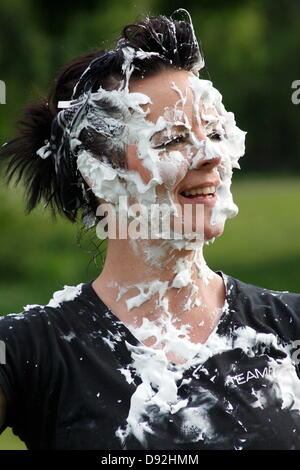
[129,69,201,124]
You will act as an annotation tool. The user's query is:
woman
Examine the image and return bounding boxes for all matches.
[0,12,300,450]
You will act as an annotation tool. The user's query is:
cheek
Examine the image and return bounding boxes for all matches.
[126,145,153,184]
[126,145,190,191]
[157,149,190,190]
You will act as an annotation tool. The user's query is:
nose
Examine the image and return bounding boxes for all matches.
[193,155,222,171]
[199,154,221,167]
[190,126,222,170]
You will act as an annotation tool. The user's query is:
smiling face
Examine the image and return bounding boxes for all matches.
[76,65,245,245]
[127,69,231,241]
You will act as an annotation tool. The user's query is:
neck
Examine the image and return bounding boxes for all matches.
[93,236,224,326]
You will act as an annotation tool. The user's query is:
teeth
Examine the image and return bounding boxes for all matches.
[182,186,216,197]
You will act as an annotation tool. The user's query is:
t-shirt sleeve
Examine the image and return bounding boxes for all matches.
[0,308,51,440]
[0,311,32,433]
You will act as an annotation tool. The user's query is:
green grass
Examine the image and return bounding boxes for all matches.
[0,175,299,449]
[0,428,26,450]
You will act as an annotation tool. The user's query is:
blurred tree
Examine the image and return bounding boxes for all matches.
[0,0,299,171]
[30,0,104,35]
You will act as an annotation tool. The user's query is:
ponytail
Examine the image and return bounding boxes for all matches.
[0,100,66,218]
[0,50,104,223]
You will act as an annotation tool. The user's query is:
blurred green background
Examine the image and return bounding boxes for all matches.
[0,0,299,450]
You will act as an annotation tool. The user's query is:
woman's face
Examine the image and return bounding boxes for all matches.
[127,69,226,242]
[76,66,245,243]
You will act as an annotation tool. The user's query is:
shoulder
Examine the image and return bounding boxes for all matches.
[227,274,300,308]
[224,273,300,342]
[0,281,97,343]
[46,283,85,309]
[0,279,116,357]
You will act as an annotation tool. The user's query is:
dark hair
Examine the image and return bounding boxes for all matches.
[0,12,203,224]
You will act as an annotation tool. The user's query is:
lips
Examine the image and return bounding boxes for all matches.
[181,185,216,198]
[179,181,219,197]
[177,181,219,206]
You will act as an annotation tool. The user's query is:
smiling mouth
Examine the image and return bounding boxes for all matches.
[180,186,216,198]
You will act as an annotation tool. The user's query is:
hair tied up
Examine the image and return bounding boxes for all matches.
[36,139,52,159]
[0,99,79,222]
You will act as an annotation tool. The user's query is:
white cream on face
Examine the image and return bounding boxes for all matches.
[187,75,246,226]
[75,69,246,242]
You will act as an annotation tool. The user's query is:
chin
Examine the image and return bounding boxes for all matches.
[203,222,224,242]
[182,221,224,244]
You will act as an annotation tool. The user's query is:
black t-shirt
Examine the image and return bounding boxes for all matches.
[0,273,300,450]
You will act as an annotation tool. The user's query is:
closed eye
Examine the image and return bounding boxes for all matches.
[153,135,186,149]
[208,131,223,142]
